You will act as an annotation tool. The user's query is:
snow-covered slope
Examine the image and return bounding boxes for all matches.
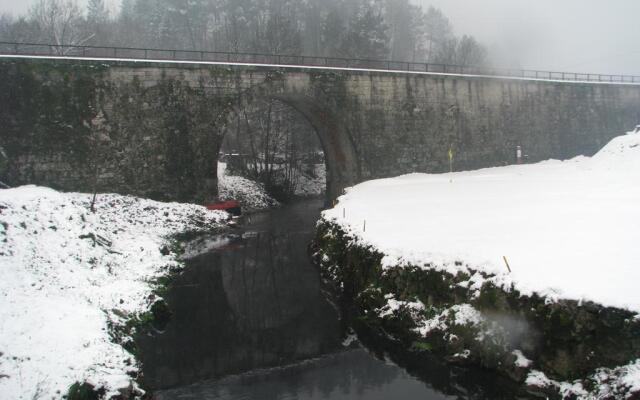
[323,131,640,312]
[295,164,326,197]
[218,161,326,202]
[0,187,226,399]
[218,162,279,211]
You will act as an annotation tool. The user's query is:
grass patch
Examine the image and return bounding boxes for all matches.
[65,382,105,400]
[411,341,433,352]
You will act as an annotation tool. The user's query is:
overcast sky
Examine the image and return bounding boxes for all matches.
[417,0,640,75]
[1,0,638,75]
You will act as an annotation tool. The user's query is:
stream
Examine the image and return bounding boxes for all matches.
[138,198,523,399]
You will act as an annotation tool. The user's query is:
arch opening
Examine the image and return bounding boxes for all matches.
[212,91,359,208]
[219,97,325,206]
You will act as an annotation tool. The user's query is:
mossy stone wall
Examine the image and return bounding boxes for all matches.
[2,58,640,203]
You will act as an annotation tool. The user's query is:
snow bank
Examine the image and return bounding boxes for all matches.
[322,131,640,312]
[295,164,326,197]
[0,186,226,399]
[412,303,484,337]
[525,360,640,399]
[218,162,278,211]
[218,162,326,203]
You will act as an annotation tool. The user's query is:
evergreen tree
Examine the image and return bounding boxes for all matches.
[0,0,489,66]
[455,35,487,66]
[340,1,389,60]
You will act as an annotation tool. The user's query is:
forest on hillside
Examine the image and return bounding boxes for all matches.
[0,0,487,66]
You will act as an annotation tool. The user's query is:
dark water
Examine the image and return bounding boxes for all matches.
[154,349,455,400]
[138,198,341,389]
[140,198,524,399]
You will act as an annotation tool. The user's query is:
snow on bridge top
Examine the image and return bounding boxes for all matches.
[1,41,640,86]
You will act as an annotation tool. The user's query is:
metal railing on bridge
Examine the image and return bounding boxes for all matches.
[1,41,639,84]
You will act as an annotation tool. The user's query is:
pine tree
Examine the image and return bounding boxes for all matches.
[341,0,389,60]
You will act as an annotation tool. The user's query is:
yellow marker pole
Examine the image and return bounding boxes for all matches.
[503,256,512,273]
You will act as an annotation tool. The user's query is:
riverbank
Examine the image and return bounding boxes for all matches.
[0,186,228,399]
[313,132,640,399]
[217,161,326,208]
[217,162,279,212]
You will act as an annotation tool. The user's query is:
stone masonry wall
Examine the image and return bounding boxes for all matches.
[1,58,639,203]
[347,74,640,178]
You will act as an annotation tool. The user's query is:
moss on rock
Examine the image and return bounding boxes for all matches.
[65,382,105,400]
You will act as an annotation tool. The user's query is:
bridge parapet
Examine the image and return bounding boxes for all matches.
[2,41,640,84]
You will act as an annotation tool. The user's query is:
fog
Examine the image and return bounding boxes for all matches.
[1,0,638,75]
[417,0,640,75]
[0,0,119,18]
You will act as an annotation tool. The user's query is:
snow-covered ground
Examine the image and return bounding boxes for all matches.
[218,161,325,204]
[524,360,640,399]
[0,187,227,399]
[323,131,640,313]
[217,162,278,211]
[294,164,326,197]
[373,295,640,398]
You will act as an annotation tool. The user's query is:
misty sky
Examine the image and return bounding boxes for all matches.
[1,0,639,75]
[418,0,640,75]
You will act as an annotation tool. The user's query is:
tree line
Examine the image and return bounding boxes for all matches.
[1,0,488,66]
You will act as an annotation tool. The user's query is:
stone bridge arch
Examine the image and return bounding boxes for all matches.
[221,80,360,204]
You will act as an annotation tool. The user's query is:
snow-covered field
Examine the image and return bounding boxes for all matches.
[323,131,640,313]
[0,187,227,399]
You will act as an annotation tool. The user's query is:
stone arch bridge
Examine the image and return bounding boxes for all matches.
[1,57,639,203]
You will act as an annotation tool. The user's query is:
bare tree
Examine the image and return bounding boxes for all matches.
[29,0,93,54]
[0,14,39,44]
[85,0,111,46]
[223,98,318,201]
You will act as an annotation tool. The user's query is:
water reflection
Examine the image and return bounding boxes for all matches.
[154,349,456,400]
[141,198,529,399]
[137,198,341,390]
